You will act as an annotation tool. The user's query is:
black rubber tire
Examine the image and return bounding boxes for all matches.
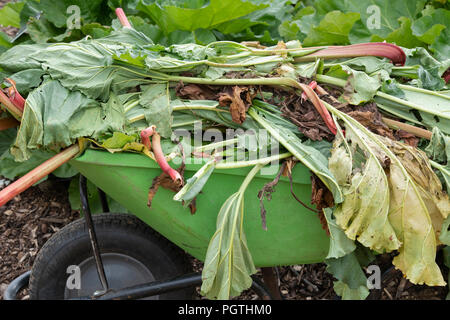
[29,213,194,300]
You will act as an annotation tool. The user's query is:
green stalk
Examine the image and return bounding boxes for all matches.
[127,105,229,123]
[397,84,450,100]
[194,138,238,153]
[215,152,292,169]
[124,99,141,113]
[315,74,450,120]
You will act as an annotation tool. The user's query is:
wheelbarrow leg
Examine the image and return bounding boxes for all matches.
[97,188,110,213]
[261,267,282,300]
[79,175,110,298]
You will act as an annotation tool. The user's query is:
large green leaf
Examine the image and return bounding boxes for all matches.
[412,8,449,45]
[303,11,360,46]
[11,80,103,161]
[312,0,427,43]
[0,2,25,28]
[0,44,48,73]
[137,0,267,34]
[31,39,146,101]
[38,0,106,28]
[141,83,173,138]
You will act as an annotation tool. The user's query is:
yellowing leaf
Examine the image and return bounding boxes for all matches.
[326,102,447,286]
[329,119,400,252]
[380,137,450,243]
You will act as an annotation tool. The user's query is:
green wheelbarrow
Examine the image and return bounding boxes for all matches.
[22,149,329,300]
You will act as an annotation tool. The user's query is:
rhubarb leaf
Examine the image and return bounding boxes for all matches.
[137,0,267,34]
[38,0,105,29]
[303,11,360,46]
[425,127,450,194]
[11,80,104,161]
[328,116,400,252]
[31,39,147,101]
[328,104,446,286]
[333,280,369,300]
[313,0,426,44]
[0,2,25,28]
[323,208,357,259]
[375,87,450,135]
[173,158,216,202]
[411,8,449,45]
[326,251,368,291]
[201,164,262,300]
[380,136,450,244]
[141,83,173,138]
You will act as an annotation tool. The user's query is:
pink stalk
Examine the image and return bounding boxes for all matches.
[443,68,450,83]
[140,126,182,183]
[298,82,337,134]
[115,8,132,28]
[296,43,406,66]
[140,125,156,150]
[0,144,80,207]
[152,132,182,183]
[301,81,317,101]
[0,89,22,120]
[0,116,19,130]
[5,78,25,111]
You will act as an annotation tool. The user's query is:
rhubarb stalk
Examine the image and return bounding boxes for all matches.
[5,78,25,111]
[295,42,406,66]
[0,144,80,207]
[140,127,183,183]
[115,8,132,28]
[0,90,22,121]
[152,132,183,183]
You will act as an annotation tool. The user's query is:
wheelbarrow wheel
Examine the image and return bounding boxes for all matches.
[29,213,194,300]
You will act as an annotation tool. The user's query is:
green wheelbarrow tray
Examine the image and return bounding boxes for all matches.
[70,149,330,267]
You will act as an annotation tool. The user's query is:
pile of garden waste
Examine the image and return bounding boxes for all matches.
[0,0,449,300]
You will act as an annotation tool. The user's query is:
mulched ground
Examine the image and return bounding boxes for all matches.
[0,176,448,300]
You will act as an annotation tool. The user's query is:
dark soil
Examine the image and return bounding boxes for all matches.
[1,177,448,300]
[0,178,79,300]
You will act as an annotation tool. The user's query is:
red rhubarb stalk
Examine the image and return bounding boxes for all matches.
[443,68,450,83]
[5,78,25,111]
[0,90,22,120]
[140,125,156,150]
[301,81,317,101]
[0,144,80,207]
[298,82,337,134]
[296,43,406,66]
[115,8,132,28]
[140,126,182,183]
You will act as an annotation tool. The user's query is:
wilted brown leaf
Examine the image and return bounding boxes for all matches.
[218,86,255,124]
